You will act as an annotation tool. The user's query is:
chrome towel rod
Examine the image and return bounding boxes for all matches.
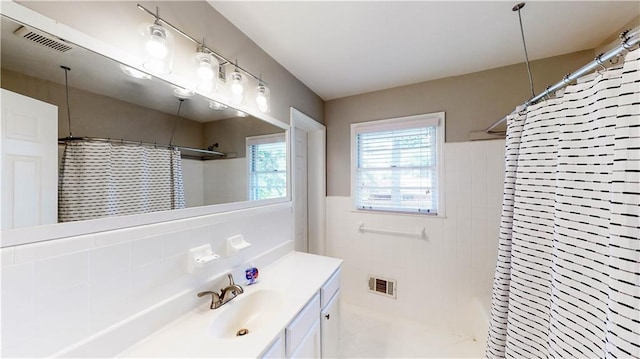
[358,222,426,240]
[58,136,225,158]
[485,27,640,135]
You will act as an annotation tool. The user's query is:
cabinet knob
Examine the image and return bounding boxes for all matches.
[325,314,330,320]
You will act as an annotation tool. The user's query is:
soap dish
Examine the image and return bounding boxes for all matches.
[226,234,251,256]
[187,244,220,273]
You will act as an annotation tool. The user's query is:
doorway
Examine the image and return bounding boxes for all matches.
[290,108,326,254]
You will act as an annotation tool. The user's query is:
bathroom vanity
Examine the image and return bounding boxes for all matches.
[119,252,342,358]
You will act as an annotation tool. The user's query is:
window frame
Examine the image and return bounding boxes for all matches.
[350,112,445,216]
[246,133,288,201]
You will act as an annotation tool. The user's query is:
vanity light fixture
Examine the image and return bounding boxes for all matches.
[209,101,228,111]
[173,86,195,99]
[256,81,270,113]
[139,8,174,75]
[137,4,270,110]
[195,45,219,92]
[230,66,245,105]
[119,64,152,80]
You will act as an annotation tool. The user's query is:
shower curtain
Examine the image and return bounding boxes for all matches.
[487,47,639,358]
[59,141,185,222]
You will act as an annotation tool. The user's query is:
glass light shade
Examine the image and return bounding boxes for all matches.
[194,51,218,81]
[256,84,270,113]
[173,87,195,99]
[230,70,245,105]
[209,101,228,110]
[139,23,174,75]
[119,64,151,80]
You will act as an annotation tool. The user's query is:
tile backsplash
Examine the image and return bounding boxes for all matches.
[1,203,292,357]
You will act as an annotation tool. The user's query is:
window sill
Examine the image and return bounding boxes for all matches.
[350,208,447,219]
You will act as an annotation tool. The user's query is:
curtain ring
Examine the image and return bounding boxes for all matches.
[595,54,606,75]
[619,29,632,50]
[609,55,620,65]
[562,74,572,85]
[543,86,552,102]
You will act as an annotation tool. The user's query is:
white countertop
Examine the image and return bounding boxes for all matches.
[118,252,342,358]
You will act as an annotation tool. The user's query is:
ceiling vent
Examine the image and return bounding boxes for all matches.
[13,26,73,53]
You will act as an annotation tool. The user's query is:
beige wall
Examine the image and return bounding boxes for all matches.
[325,49,594,196]
[203,116,284,158]
[18,1,324,125]
[595,15,639,55]
[1,69,203,147]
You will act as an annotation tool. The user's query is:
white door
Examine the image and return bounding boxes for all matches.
[1,89,58,230]
[321,291,340,358]
[294,127,308,252]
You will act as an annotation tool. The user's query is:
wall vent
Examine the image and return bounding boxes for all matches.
[13,26,73,53]
[368,275,397,299]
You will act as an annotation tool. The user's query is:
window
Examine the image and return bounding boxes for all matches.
[351,113,444,215]
[247,134,287,201]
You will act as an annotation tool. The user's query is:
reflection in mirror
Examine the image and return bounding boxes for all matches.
[0,15,287,231]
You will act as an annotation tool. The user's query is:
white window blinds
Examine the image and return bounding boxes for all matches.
[247,134,287,201]
[353,116,441,214]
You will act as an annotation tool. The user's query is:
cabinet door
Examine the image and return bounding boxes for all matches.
[261,333,285,359]
[321,291,340,358]
[290,320,320,359]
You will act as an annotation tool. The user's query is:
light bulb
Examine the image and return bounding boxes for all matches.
[231,71,244,94]
[146,25,167,59]
[196,55,215,80]
[256,85,269,113]
[197,63,214,80]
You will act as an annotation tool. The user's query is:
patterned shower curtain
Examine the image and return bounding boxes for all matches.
[58,141,185,222]
[487,47,639,358]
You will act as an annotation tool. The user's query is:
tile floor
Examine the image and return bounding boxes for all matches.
[338,302,484,358]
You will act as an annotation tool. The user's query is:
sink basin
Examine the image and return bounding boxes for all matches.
[208,289,283,339]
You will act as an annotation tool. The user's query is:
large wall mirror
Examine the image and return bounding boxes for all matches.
[1,14,289,246]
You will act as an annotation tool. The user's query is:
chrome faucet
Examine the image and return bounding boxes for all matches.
[197,273,244,310]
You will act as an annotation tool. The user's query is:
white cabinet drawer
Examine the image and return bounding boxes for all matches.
[285,292,320,357]
[320,268,341,308]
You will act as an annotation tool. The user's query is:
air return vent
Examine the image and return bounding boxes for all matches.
[13,26,73,53]
[368,275,397,299]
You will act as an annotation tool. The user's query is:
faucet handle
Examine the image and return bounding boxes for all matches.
[227,273,235,286]
[197,290,221,310]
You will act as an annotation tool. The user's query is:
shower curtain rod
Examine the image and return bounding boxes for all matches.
[58,136,225,158]
[485,27,640,135]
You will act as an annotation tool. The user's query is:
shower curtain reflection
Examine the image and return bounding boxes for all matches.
[58,141,185,222]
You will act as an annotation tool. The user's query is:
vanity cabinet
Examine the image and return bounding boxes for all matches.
[320,290,340,358]
[262,333,286,358]
[320,268,341,358]
[278,268,341,359]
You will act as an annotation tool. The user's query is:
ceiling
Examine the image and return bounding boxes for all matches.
[210,1,639,100]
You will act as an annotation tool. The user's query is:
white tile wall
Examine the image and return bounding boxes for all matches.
[326,140,505,338]
[0,203,293,357]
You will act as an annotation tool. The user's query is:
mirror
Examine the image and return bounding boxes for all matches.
[1,15,288,236]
